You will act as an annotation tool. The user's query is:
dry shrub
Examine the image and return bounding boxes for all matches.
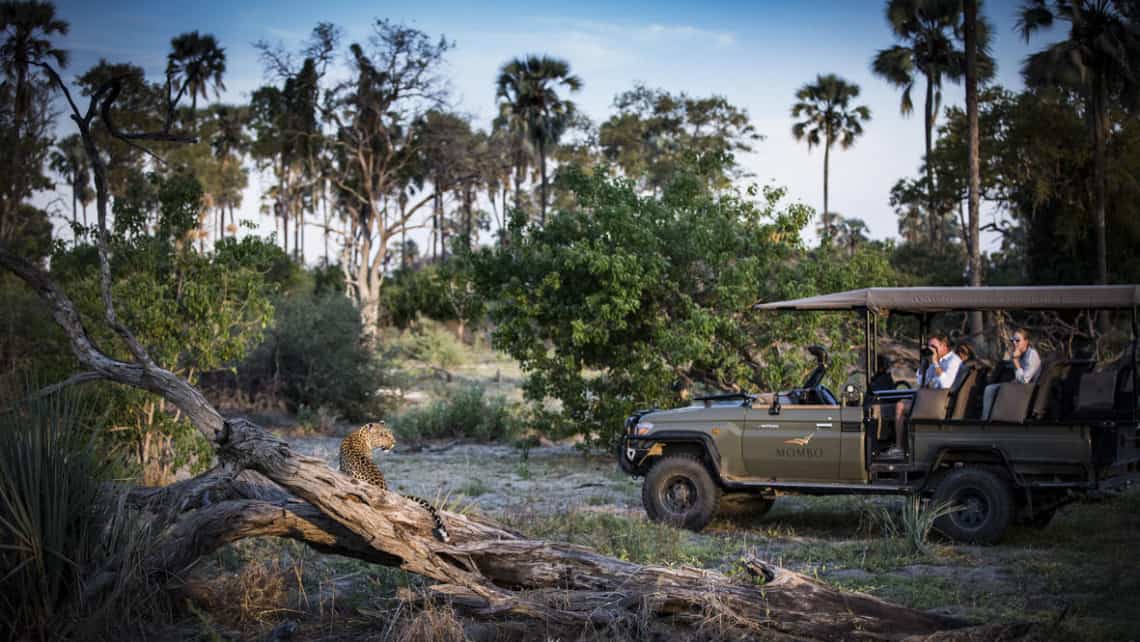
[187,560,293,628]
[393,599,466,642]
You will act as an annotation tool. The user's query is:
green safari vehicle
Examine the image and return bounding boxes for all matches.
[617,286,1140,543]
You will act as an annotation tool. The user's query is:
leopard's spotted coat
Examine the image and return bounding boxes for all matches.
[339,422,449,542]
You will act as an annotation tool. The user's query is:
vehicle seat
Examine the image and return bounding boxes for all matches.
[1073,370,1116,418]
[1059,360,1095,417]
[988,382,1036,423]
[1029,360,1067,420]
[948,364,980,420]
[909,388,951,421]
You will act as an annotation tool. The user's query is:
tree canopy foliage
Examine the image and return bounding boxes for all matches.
[473,160,897,444]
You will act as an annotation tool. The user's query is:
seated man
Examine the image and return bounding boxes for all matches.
[884,333,961,459]
[982,327,1041,419]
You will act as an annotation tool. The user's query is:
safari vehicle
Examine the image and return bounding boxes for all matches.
[617,286,1140,543]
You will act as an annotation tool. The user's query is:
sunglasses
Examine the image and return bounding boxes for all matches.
[1011,336,1023,344]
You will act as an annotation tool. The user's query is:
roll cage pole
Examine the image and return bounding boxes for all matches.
[1132,306,1138,422]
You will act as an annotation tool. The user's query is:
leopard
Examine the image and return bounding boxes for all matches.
[339,421,450,543]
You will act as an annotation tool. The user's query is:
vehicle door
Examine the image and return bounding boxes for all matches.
[742,401,843,481]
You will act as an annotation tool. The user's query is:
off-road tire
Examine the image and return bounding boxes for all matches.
[932,466,1015,544]
[642,455,721,532]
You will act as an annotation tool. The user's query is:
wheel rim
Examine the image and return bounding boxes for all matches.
[661,475,698,515]
[950,488,990,531]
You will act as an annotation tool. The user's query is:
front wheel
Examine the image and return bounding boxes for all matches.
[931,467,1015,544]
[642,455,721,532]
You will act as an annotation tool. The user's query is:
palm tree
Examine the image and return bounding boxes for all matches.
[48,133,90,233]
[1018,0,1140,285]
[836,217,870,256]
[0,1,67,124]
[791,74,871,241]
[872,0,995,244]
[495,55,582,224]
[167,31,226,127]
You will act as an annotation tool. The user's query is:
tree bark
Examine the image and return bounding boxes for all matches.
[1092,79,1108,286]
[924,73,937,246]
[539,137,547,225]
[823,138,831,239]
[965,0,984,341]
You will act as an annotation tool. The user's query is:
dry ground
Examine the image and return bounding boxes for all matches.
[171,430,1140,641]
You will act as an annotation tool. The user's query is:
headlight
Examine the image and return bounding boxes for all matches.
[634,421,654,436]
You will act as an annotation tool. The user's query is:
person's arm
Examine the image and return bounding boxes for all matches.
[936,354,960,389]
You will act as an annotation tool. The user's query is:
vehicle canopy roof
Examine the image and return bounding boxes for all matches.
[753,285,1140,314]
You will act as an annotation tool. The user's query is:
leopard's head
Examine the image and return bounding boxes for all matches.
[357,421,395,452]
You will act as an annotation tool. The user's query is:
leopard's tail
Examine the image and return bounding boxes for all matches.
[404,494,449,543]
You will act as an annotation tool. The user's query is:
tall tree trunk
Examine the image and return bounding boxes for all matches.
[228,204,234,238]
[822,139,831,241]
[965,0,984,341]
[1092,82,1108,286]
[323,183,330,264]
[71,179,78,246]
[924,74,937,246]
[539,138,547,225]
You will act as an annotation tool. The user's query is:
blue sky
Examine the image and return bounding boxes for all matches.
[47,0,1058,253]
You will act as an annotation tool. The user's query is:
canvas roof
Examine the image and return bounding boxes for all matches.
[753,286,1140,314]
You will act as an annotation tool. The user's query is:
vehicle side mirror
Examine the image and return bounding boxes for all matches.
[768,396,781,415]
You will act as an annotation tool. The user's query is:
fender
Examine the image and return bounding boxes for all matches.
[925,446,1022,490]
[623,430,725,480]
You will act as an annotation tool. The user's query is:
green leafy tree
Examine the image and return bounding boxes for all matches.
[472,160,900,445]
[790,74,871,239]
[1017,0,1140,285]
[495,55,582,223]
[872,0,995,244]
[599,84,761,194]
[50,174,275,478]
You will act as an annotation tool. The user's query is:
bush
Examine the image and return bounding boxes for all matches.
[0,393,166,639]
[390,385,521,443]
[395,316,465,370]
[242,292,391,421]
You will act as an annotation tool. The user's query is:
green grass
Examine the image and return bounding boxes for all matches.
[459,478,491,497]
[503,510,731,567]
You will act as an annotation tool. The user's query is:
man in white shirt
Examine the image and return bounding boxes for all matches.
[982,328,1041,418]
[885,334,961,459]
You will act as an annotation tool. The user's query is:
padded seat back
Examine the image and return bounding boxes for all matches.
[909,388,951,421]
[949,366,980,419]
[1075,370,1117,416]
[989,382,1036,423]
[1060,360,1095,417]
[1030,361,1067,420]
